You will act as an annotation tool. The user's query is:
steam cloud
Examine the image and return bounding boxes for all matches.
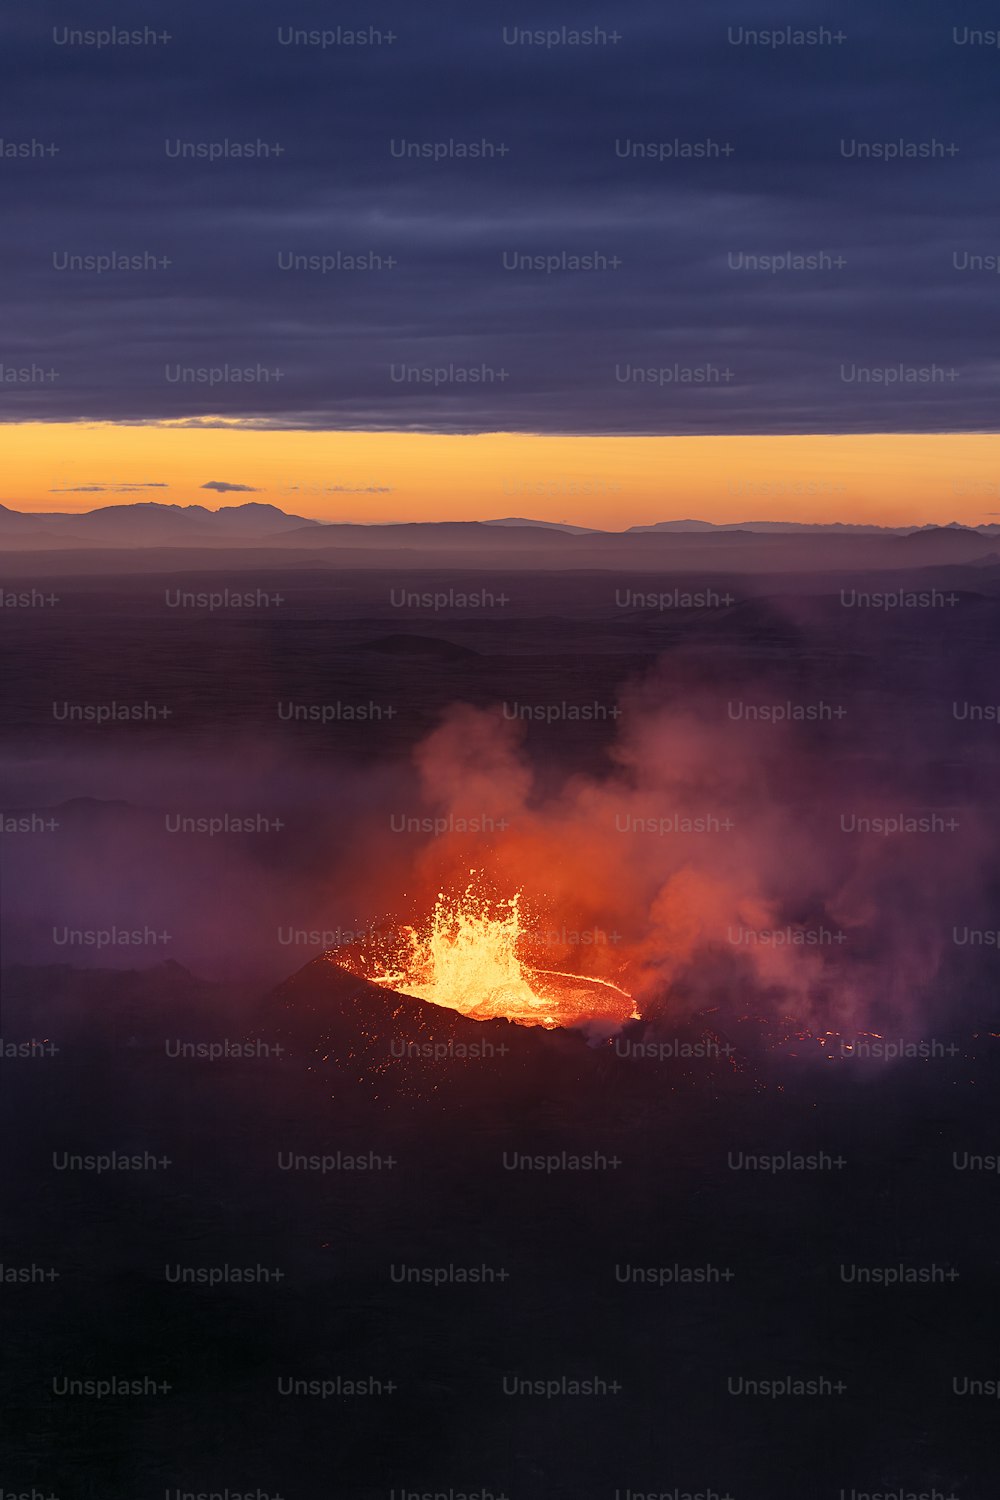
[400,673,991,1038]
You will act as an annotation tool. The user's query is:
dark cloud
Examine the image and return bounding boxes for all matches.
[3,0,999,433]
[49,482,170,491]
[200,480,259,492]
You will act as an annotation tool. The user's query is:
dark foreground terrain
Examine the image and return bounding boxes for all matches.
[2,557,999,1497]
[1,957,998,1499]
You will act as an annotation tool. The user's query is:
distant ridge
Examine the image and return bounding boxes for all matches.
[2,502,998,541]
[481,516,602,534]
[625,518,998,536]
[2,504,1000,569]
[0,500,318,529]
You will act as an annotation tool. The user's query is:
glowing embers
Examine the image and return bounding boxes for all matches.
[342,877,635,1030]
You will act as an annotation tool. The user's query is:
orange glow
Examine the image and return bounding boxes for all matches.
[5,421,1000,529]
[343,876,636,1030]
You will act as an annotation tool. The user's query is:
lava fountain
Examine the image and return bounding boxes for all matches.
[341,876,636,1030]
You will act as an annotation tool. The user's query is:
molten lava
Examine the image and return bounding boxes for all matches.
[343,879,636,1030]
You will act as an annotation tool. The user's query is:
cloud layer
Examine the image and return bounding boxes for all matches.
[3,0,999,433]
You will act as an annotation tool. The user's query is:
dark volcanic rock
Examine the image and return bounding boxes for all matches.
[267,954,619,1112]
[358,632,481,660]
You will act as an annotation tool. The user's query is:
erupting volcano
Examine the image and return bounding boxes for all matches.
[341,877,636,1030]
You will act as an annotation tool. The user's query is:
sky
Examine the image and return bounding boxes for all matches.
[9,426,1000,529]
[4,0,1000,524]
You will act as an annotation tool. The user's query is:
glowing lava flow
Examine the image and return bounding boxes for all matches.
[345,881,636,1030]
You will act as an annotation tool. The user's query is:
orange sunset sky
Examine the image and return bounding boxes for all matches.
[7,423,1000,529]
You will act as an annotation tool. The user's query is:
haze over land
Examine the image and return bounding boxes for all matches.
[4,499,1000,575]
